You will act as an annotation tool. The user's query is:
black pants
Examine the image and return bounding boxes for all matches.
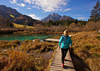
[61,48,69,64]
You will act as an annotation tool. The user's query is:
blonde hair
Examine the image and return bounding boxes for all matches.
[64,30,68,34]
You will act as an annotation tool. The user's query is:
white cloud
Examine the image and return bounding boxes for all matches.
[32,6,40,9]
[17,3,26,7]
[27,8,31,10]
[23,0,69,12]
[24,0,31,4]
[28,14,41,20]
[77,17,86,20]
[10,0,17,4]
[10,0,70,12]
[34,0,69,12]
[64,8,72,12]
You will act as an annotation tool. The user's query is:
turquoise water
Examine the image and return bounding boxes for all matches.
[0,35,58,41]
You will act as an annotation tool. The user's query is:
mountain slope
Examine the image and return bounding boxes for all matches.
[42,13,74,22]
[0,5,42,26]
[42,13,62,22]
[60,15,74,21]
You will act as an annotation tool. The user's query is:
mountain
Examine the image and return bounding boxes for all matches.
[60,15,74,21]
[42,13,62,22]
[42,13,74,22]
[0,5,42,26]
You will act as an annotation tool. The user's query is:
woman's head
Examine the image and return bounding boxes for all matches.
[64,30,68,36]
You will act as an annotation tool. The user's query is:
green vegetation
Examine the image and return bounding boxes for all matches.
[44,19,87,27]
[89,1,100,21]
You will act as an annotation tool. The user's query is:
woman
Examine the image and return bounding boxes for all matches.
[58,30,72,67]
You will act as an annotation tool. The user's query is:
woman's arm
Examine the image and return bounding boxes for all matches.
[58,36,63,48]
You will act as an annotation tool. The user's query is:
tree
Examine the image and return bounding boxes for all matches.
[90,1,100,21]
[5,17,13,27]
[47,20,53,27]
[74,19,78,25]
[66,19,70,26]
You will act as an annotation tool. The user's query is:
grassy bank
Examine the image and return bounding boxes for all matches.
[0,40,58,71]
[71,33,100,71]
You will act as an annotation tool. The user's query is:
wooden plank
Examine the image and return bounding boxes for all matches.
[50,47,75,71]
[43,35,73,42]
[43,38,59,42]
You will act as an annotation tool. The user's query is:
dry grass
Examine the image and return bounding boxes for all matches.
[82,21,100,31]
[71,33,100,71]
[0,49,45,71]
[20,39,57,53]
[0,40,21,50]
[0,39,58,71]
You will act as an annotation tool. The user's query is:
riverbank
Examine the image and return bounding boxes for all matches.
[0,34,61,41]
[0,28,24,34]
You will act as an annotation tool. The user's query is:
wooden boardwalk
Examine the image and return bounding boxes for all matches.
[50,47,75,71]
[43,35,73,42]
[43,35,75,71]
[43,38,59,42]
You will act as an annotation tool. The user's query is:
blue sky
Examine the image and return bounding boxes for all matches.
[0,0,99,21]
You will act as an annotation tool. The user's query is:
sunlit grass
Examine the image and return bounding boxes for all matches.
[0,39,58,71]
[13,23,34,28]
[0,49,44,71]
[71,33,100,71]
[10,14,15,18]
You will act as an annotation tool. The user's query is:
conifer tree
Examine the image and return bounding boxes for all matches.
[90,1,100,21]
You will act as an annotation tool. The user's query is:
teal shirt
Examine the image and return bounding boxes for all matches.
[59,35,72,49]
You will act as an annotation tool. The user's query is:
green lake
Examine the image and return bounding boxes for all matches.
[0,35,59,41]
